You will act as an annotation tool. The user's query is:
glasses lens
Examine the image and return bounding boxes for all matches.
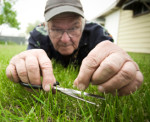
[49,27,81,38]
[68,28,81,37]
[49,29,62,38]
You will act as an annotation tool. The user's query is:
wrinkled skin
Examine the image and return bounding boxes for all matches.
[74,41,143,96]
[6,13,143,96]
[6,49,56,91]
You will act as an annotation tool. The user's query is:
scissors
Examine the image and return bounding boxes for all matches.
[20,81,105,106]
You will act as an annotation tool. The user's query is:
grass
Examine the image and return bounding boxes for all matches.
[0,44,150,122]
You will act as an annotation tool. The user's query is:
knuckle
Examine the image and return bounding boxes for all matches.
[6,66,12,78]
[18,70,27,77]
[83,54,99,69]
[97,40,114,50]
[120,68,133,81]
[18,51,27,58]
[40,61,52,70]
[27,64,39,72]
[120,62,136,81]
[133,61,139,70]
[6,65,19,82]
[101,61,117,73]
[118,71,143,96]
[100,40,112,47]
[10,55,18,64]
[37,49,46,55]
[136,71,144,86]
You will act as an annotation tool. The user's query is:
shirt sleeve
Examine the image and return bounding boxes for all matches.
[91,23,114,46]
[82,22,114,51]
[27,24,49,50]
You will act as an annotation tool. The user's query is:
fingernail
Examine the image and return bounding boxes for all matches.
[73,78,78,88]
[44,84,50,91]
[73,85,76,88]
[78,83,86,90]
[74,78,78,85]
[98,86,105,92]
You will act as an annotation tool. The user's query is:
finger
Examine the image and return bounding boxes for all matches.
[74,41,126,90]
[97,61,137,94]
[74,52,100,90]
[25,55,41,85]
[36,50,56,91]
[16,59,29,83]
[11,52,30,83]
[118,71,143,96]
[92,53,127,85]
[6,64,20,82]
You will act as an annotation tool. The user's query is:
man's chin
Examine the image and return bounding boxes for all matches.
[57,46,76,56]
[58,49,74,56]
[60,51,73,56]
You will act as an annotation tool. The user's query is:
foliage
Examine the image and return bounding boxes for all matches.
[0,45,150,121]
[0,0,20,29]
[26,20,41,34]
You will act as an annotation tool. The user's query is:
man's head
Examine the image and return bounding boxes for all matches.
[44,0,84,22]
[44,0,85,56]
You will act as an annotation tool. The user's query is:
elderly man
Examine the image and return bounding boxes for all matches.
[6,0,143,96]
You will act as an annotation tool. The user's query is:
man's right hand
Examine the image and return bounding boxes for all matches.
[6,49,56,91]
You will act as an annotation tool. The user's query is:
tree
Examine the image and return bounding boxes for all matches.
[0,0,20,29]
[26,20,41,35]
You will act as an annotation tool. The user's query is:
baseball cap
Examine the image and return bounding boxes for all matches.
[44,0,84,21]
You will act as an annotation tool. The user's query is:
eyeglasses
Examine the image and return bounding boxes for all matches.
[49,27,81,39]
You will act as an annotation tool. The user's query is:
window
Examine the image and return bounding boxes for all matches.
[123,0,150,17]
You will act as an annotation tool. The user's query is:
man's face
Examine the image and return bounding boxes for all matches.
[48,13,83,56]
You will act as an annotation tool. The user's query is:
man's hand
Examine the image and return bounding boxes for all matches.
[74,41,143,96]
[6,49,56,91]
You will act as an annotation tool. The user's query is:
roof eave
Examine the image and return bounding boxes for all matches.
[93,0,127,20]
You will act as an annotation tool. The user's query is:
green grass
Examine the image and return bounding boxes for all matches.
[0,45,150,121]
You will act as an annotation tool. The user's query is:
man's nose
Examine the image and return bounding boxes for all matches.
[60,32,70,43]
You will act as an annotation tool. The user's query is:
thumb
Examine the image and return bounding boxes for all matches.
[74,41,116,90]
[74,55,99,90]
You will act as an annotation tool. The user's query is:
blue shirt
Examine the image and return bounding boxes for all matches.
[27,22,113,66]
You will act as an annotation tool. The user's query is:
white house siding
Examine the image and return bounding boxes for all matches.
[117,10,150,53]
[105,10,120,44]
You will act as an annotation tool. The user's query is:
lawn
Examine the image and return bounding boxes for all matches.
[0,44,150,122]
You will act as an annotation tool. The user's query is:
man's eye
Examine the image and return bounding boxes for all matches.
[52,29,62,32]
[70,27,78,31]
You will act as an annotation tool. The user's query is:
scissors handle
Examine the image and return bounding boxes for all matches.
[19,81,59,89]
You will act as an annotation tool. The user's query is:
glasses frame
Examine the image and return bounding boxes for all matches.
[48,26,82,39]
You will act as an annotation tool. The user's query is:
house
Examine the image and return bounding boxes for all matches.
[93,0,150,53]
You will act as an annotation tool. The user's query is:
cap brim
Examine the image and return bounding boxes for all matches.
[45,5,84,21]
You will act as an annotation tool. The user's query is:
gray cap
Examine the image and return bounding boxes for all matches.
[44,0,84,21]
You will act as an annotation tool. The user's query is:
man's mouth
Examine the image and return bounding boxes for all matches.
[60,43,71,47]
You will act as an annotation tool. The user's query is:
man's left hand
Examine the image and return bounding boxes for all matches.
[74,41,143,96]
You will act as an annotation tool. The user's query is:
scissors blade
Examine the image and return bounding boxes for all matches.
[53,86,99,106]
[53,86,105,100]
